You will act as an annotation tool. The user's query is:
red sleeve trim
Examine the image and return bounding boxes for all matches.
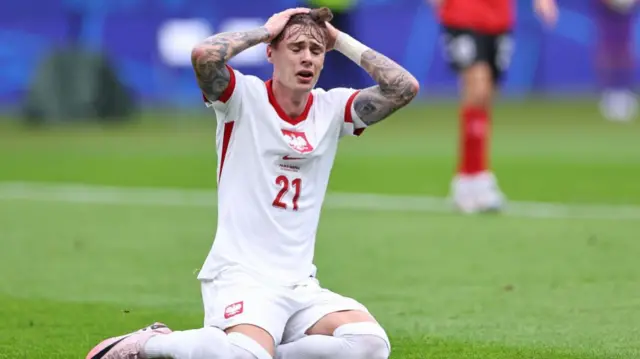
[218,65,236,103]
[202,64,236,104]
[344,90,360,124]
[344,90,364,136]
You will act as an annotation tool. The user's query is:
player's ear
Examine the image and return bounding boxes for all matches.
[266,45,274,64]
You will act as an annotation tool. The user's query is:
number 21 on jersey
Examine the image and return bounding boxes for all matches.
[272,175,302,211]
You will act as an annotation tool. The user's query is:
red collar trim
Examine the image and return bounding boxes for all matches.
[265,79,313,126]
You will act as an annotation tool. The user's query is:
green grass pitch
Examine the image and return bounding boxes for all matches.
[1,99,639,358]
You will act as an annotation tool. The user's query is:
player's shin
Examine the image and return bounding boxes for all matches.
[459,106,490,175]
[458,64,494,175]
[143,327,270,359]
[276,323,390,359]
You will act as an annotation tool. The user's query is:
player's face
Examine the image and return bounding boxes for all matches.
[269,25,326,92]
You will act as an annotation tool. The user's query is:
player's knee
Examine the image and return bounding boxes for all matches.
[352,335,390,359]
[232,349,264,359]
[462,63,494,108]
[464,89,492,109]
[463,82,493,108]
[336,322,391,359]
[228,332,273,359]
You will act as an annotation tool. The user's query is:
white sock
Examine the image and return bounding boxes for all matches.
[144,327,271,359]
[275,323,390,359]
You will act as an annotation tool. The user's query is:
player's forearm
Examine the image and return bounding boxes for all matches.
[191,27,270,100]
[358,49,420,105]
[334,32,419,125]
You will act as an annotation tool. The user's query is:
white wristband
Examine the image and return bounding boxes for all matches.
[333,32,369,67]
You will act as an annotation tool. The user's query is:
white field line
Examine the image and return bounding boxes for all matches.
[0,182,640,221]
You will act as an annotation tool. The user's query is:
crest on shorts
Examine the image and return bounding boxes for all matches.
[281,130,313,154]
[224,301,244,319]
[445,34,476,67]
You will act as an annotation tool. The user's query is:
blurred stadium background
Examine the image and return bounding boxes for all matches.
[1,0,640,358]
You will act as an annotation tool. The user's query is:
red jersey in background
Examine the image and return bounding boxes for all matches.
[439,0,514,34]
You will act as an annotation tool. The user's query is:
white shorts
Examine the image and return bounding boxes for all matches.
[200,267,369,345]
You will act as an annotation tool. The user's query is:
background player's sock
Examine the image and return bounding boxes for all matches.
[459,106,490,175]
[275,323,390,359]
[144,327,270,359]
[601,67,637,121]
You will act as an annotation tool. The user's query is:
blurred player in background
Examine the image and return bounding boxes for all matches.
[430,0,558,213]
[85,6,418,359]
[594,0,638,122]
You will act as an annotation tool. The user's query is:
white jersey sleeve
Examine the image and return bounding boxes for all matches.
[200,65,265,185]
[321,87,368,138]
[202,64,244,123]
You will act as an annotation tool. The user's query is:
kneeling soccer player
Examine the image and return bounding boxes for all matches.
[85,6,419,359]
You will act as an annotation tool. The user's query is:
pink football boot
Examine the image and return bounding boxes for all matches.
[86,322,172,359]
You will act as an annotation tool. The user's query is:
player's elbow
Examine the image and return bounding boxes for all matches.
[191,43,223,69]
[407,76,420,100]
[399,75,420,106]
[191,45,206,68]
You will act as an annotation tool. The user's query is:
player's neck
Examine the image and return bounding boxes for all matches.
[272,79,310,119]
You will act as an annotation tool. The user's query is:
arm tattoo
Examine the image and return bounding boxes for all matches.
[191,27,270,101]
[353,49,419,126]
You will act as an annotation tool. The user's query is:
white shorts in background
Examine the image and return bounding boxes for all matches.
[200,267,369,345]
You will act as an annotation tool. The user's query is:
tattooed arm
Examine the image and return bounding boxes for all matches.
[353,50,420,126]
[191,8,311,102]
[330,26,419,126]
[191,28,269,102]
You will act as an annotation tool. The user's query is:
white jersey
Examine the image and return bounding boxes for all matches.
[197,65,366,285]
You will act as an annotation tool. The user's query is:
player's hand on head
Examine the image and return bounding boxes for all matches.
[534,0,558,28]
[324,21,339,51]
[264,7,311,42]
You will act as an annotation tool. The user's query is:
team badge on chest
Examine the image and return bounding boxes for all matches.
[281,129,314,154]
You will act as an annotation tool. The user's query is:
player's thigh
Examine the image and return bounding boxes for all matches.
[488,32,514,84]
[201,269,292,355]
[442,26,495,106]
[282,279,375,343]
[441,26,489,76]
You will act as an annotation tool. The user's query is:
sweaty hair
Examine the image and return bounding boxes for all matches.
[270,7,334,48]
